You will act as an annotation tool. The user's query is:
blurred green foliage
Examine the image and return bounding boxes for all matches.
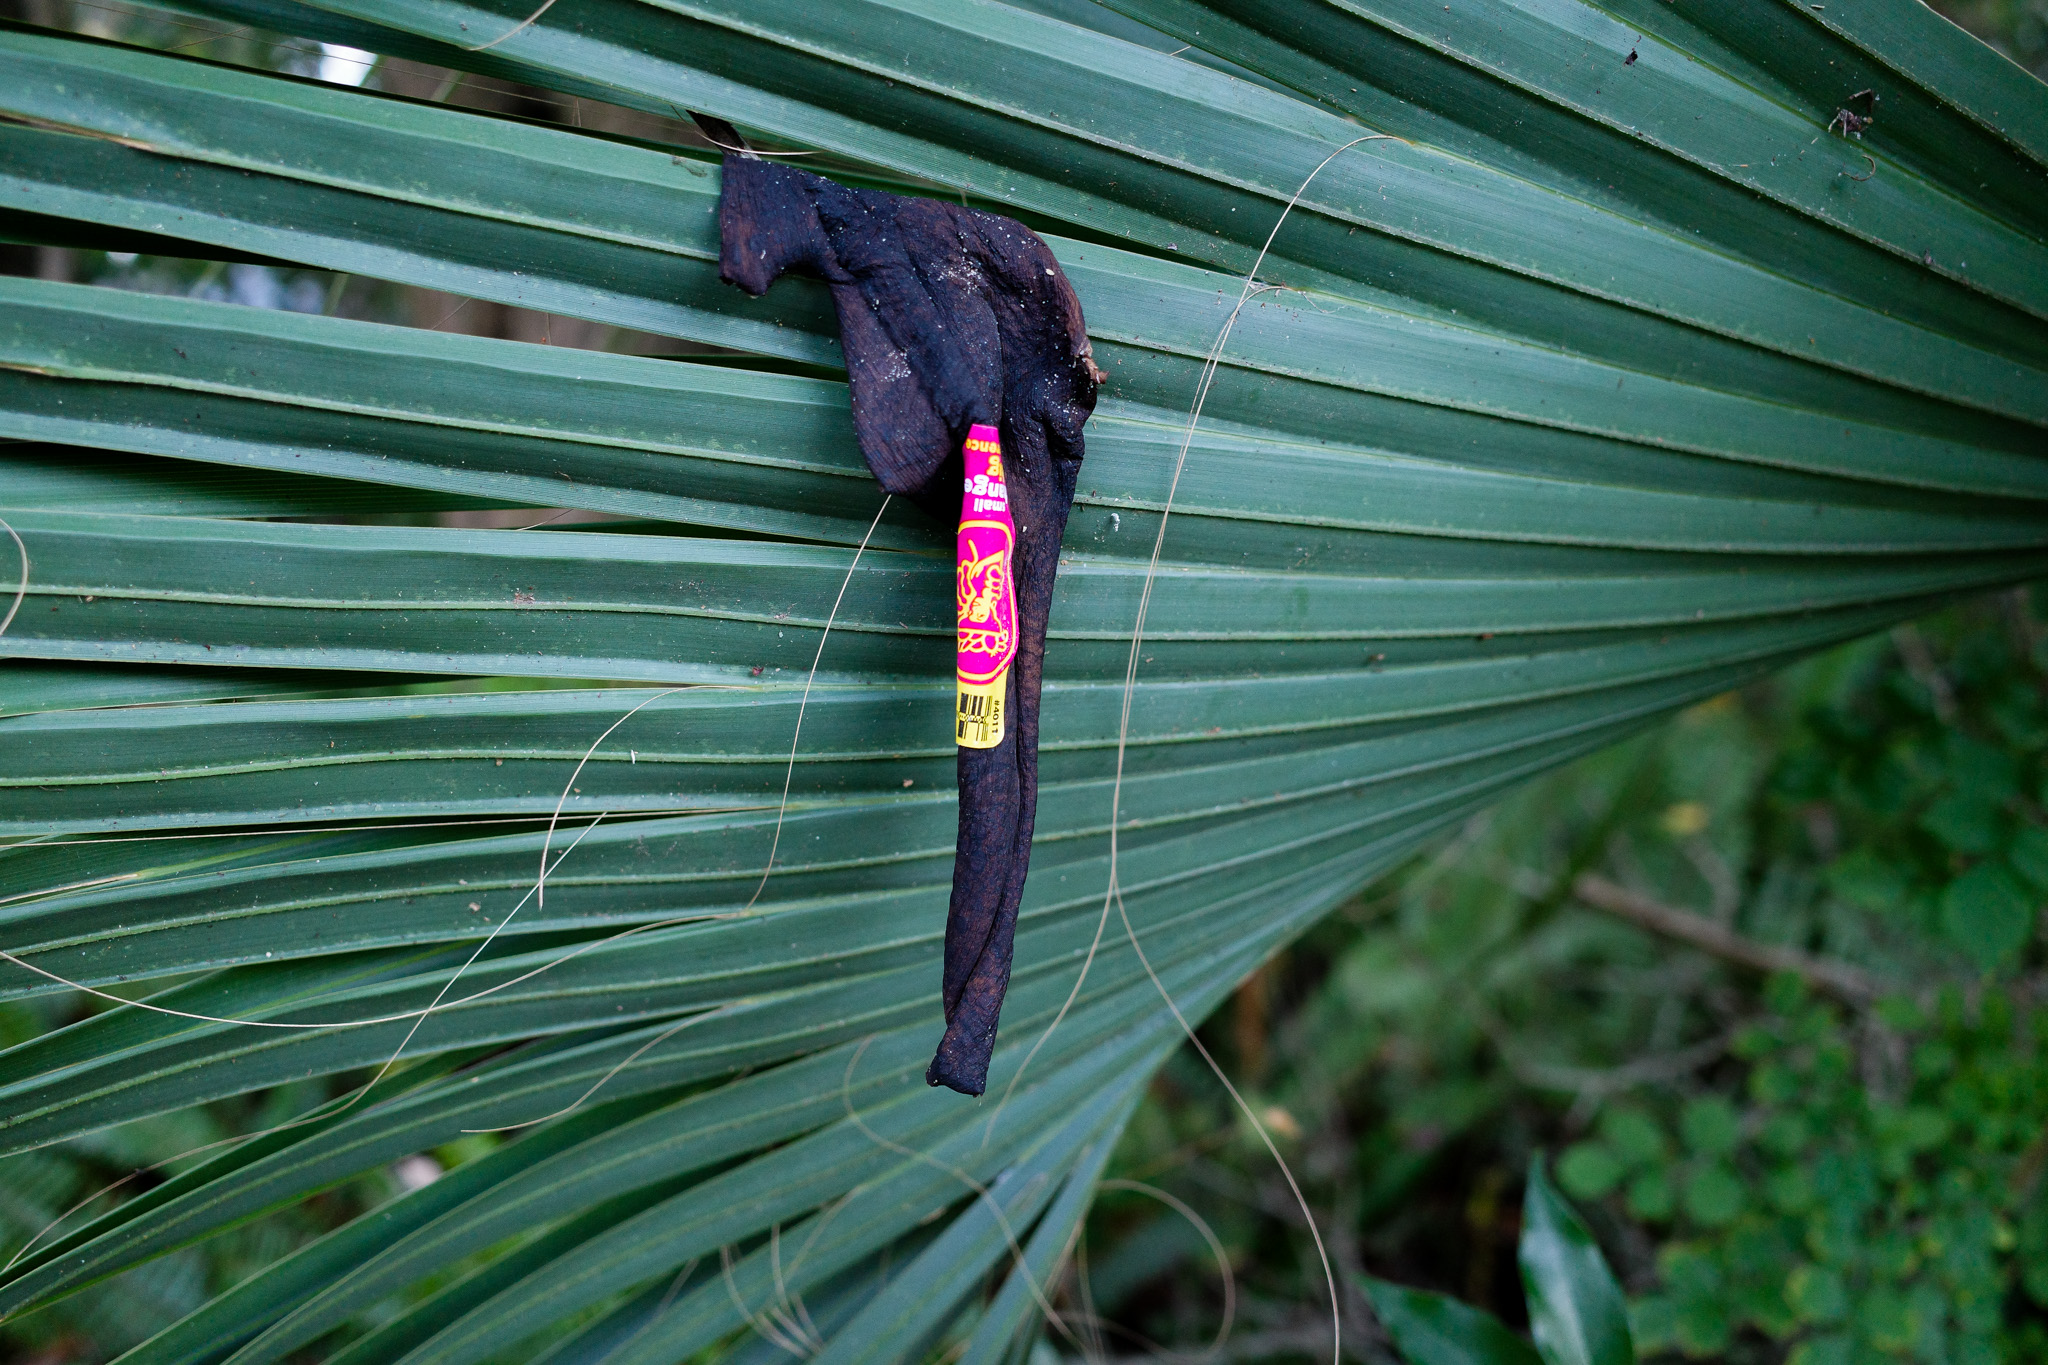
[0,1003,503,1362]
[1564,587,2048,1364]
[0,1028,399,1360]
[1935,0,2048,77]
[1083,589,2046,1361]
[1574,976,2047,1364]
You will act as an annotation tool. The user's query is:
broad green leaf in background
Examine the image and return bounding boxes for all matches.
[1356,1156,1639,1365]
[0,0,2042,1357]
[1521,1159,1635,1365]
[1361,1276,1545,1365]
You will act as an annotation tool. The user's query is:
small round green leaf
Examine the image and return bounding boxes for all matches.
[1939,862,2037,970]
[1558,1143,1627,1200]
[1682,1165,1746,1227]
[1679,1097,1741,1157]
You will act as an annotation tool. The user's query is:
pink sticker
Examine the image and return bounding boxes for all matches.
[955,423,1017,749]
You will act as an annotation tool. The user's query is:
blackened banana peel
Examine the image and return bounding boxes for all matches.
[713,146,1102,1096]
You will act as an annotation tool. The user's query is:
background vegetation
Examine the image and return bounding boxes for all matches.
[1080,590,2048,1363]
[2,1,2045,1361]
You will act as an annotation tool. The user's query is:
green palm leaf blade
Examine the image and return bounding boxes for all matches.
[0,1,2042,1359]
[92,864,1296,1363]
[0,602,1928,839]
[158,0,2048,411]
[0,658,374,715]
[5,34,2045,490]
[6,684,1665,1153]
[206,1034,952,1363]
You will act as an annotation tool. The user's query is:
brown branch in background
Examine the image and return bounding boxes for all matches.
[1506,1028,1730,1103]
[1232,959,1274,1083]
[1572,873,1880,1005]
[1890,623,1958,724]
[2013,1127,2048,1200]
[1461,988,1727,1125]
[2002,586,2042,665]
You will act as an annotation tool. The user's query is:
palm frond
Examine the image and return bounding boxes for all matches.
[0,1,2042,1358]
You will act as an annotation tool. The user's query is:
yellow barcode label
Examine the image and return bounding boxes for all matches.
[956,678,1005,748]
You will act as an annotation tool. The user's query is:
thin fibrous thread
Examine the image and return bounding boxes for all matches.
[739,495,892,916]
[0,498,893,1036]
[0,1042,443,1280]
[766,1223,825,1354]
[0,872,144,911]
[768,1190,856,1328]
[0,498,893,1259]
[696,134,823,159]
[836,1037,1090,1357]
[2,1169,142,1275]
[1073,1235,1106,1359]
[429,490,894,1132]
[664,99,819,163]
[17,808,778,851]
[594,1256,699,1365]
[0,813,612,1285]
[989,133,1393,1363]
[721,1244,814,1358]
[0,814,612,1030]
[0,516,25,641]
[1095,1178,1235,1356]
[461,0,559,52]
[458,1008,709,1134]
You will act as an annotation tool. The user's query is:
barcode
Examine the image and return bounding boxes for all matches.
[957,690,1002,744]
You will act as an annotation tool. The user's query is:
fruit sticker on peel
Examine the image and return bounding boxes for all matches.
[956,423,1017,749]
